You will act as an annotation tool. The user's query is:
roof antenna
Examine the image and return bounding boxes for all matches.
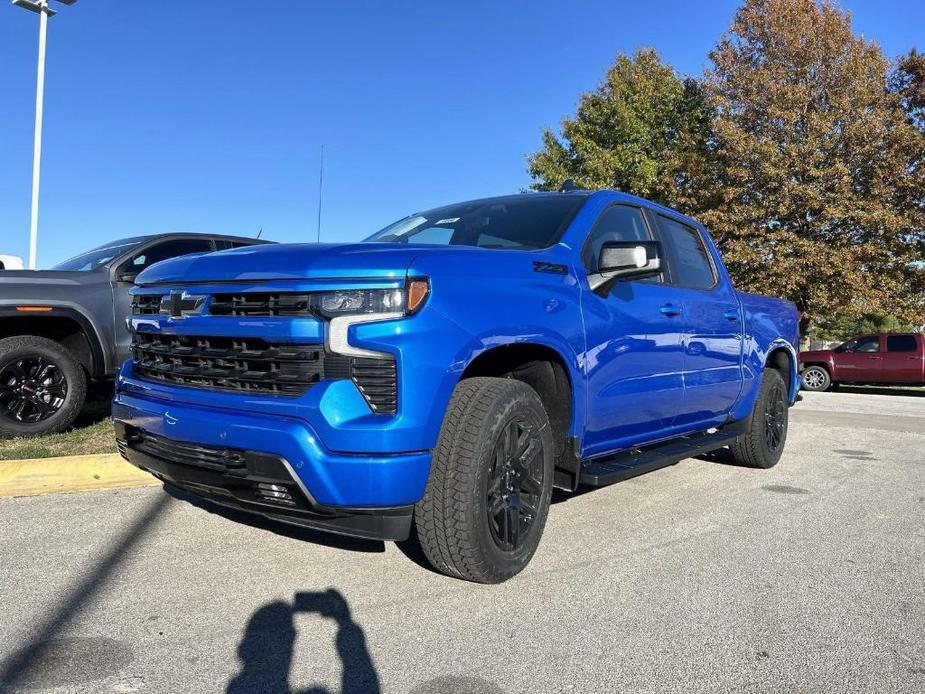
[256,228,263,239]
[316,144,324,243]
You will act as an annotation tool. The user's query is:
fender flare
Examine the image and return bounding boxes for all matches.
[0,303,109,377]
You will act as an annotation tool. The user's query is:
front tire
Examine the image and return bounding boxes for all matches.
[800,365,831,391]
[0,335,88,438]
[729,369,789,469]
[415,377,555,583]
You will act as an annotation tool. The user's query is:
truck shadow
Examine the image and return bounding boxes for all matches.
[161,484,386,554]
[833,385,924,397]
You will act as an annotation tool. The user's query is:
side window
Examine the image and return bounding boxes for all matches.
[582,205,652,272]
[886,334,916,352]
[128,238,214,273]
[853,335,880,353]
[657,215,716,289]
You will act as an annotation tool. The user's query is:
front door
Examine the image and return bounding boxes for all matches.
[832,334,882,382]
[579,204,686,457]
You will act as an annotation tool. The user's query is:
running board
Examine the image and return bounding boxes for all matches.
[579,430,740,487]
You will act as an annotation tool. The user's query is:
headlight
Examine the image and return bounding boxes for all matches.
[316,280,429,319]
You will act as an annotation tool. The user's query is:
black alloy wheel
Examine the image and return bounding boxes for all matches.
[0,356,68,424]
[486,416,546,552]
[0,335,88,438]
[764,378,786,453]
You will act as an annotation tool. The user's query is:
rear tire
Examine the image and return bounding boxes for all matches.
[0,335,88,438]
[414,377,555,583]
[800,365,831,391]
[729,369,789,469]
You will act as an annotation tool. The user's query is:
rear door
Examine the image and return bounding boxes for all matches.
[882,334,923,384]
[653,213,743,430]
[832,334,882,382]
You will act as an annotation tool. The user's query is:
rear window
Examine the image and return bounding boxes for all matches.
[887,334,917,352]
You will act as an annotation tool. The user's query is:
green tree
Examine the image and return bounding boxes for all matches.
[527,49,713,210]
[702,0,925,333]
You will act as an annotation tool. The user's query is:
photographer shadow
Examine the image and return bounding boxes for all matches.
[227,589,380,694]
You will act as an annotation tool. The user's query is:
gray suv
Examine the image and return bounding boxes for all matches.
[0,233,270,437]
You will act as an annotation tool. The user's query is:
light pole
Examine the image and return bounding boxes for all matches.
[12,0,76,270]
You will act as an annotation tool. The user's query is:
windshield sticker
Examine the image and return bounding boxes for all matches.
[435,218,460,225]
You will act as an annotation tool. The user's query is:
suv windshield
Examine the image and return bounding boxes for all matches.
[365,195,586,250]
[51,240,141,271]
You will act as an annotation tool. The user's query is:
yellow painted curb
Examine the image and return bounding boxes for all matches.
[0,453,160,498]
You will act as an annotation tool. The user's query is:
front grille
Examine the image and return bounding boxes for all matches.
[127,429,247,472]
[209,293,315,317]
[325,354,397,414]
[132,332,324,395]
[131,294,163,315]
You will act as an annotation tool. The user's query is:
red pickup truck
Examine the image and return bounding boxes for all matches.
[800,333,925,391]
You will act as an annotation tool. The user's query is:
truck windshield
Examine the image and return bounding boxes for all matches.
[365,195,586,250]
[51,241,140,271]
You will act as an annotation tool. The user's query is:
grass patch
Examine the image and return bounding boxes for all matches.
[0,400,117,461]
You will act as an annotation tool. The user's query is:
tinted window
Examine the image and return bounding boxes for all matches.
[128,239,214,273]
[887,334,917,352]
[582,205,651,271]
[850,335,880,353]
[658,215,716,288]
[366,195,585,250]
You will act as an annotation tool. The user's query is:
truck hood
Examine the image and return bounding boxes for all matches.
[799,349,834,360]
[0,270,102,287]
[135,242,490,285]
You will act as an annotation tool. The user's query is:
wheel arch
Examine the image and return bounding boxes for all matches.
[458,341,582,491]
[0,307,106,377]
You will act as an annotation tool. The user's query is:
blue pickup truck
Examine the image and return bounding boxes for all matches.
[113,190,799,583]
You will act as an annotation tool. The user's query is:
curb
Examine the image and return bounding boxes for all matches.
[0,453,159,499]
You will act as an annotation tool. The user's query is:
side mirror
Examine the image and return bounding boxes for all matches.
[589,241,662,291]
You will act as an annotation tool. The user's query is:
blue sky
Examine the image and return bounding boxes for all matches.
[1,1,922,267]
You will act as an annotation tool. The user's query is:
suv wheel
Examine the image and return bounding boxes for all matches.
[800,365,831,391]
[415,377,555,583]
[0,336,88,438]
[729,369,789,469]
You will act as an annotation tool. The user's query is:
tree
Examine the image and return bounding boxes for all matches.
[892,48,925,131]
[702,0,925,334]
[527,49,713,210]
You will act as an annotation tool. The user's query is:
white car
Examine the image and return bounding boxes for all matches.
[0,255,24,270]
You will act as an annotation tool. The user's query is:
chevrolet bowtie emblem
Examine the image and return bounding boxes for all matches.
[160,291,206,319]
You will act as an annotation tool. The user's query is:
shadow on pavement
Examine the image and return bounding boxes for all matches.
[0,493,173,691]
[228,590,509,694]
[227,589,380,694]
[162,484,386,554]
[833,385,925,397]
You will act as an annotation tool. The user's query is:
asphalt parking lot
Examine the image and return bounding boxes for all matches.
[1,388,923,694]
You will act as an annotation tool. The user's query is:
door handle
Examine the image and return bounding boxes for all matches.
[722,308,739,321]
[659,303,682,317]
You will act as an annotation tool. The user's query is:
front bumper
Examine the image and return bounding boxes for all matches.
[113,420,413,541]
[112,391,432,540]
